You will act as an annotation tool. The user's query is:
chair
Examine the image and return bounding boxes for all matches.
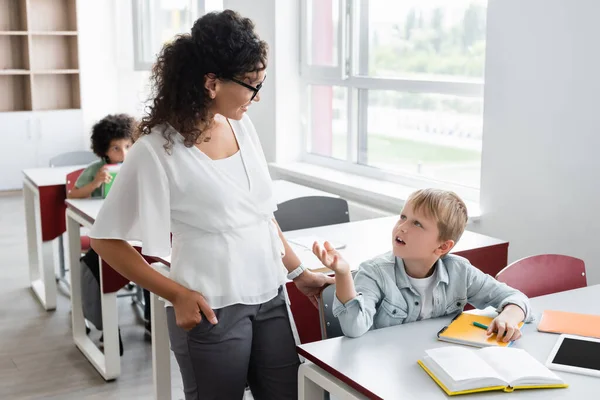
[318,284,342,339]
[66,168,91,252]
[318,271,358,340]
[66,168,85,195]
[495,254,587,298]
[274,196,349,232]
[49,151,98,167]
[277,196,350,345]
[55,168,90,289]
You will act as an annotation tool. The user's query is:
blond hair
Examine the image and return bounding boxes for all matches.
[406,188,468,242]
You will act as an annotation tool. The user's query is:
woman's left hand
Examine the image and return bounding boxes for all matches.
[293,270,335,308]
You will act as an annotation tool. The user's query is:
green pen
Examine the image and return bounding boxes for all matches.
[472,321,507,337]
[472,321,488,330]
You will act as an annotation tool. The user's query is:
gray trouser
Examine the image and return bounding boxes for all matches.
[166,287,300,400]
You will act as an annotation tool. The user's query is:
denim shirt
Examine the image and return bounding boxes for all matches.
[332,252,532,338]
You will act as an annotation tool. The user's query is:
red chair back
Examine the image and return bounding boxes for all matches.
[495,254,587,298]
[286,281,322,344]
[66,168,85,194]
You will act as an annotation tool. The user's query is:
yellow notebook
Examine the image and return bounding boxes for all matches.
[418,346,568,396]
[438,313,524,348]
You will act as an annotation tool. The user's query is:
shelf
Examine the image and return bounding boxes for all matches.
[0,75,32,111]
[0,69,30,75]
[31,69,79,75]
[32,74,80,110]
[30,36,78,70]
[0,0,28,31]
[30,31,77,36]
[0,35,30,70]
[29,0,77,31]
[0,0,80,113]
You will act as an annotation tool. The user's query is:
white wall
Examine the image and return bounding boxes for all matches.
[77,0,120,144]
[473,0,600,284]
[78,0,149,143]
[114,0,152,118]
[223,0,302,163]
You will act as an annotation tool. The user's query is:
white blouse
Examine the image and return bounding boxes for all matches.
[213,150,249,190]
[89,115,287,309]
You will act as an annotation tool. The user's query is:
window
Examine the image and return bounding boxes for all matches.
[301,0,487,198]
[132,0,223,70]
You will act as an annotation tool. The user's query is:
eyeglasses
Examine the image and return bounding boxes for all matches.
[230,75,266,101]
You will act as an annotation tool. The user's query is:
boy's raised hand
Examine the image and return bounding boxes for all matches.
[312,241,350,275]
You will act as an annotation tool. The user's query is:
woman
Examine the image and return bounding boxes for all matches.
[90,10,332,400]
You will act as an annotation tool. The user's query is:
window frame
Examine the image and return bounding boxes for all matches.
[132,0,207,71]
[299,0,486,200]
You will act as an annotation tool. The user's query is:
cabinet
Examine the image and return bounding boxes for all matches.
[0,0,83,190]
[0,110,83,190]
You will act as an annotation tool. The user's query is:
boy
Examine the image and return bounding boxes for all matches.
[312,188,531,340]
[67,114,150,349]
[68,113,135,199]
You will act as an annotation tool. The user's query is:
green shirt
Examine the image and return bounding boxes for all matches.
[75,160,107,198]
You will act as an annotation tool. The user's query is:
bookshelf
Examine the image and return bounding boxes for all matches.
[0,0,80,111]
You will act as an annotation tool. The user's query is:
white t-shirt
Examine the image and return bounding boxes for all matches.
[89,115,287,309]
[407,268,438,320]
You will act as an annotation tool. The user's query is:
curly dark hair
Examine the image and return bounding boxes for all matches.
[90,114,135,158]
[137,9,268,152]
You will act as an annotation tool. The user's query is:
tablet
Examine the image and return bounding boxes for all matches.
[545,334,600,377]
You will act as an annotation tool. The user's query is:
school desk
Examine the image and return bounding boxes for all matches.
[22,165,86,310]
[297,285,600,400]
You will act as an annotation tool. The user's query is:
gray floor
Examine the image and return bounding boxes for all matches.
[0,192,187,399]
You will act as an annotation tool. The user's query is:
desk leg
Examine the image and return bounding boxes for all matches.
[24,181,57,311]
[298,362,368,400]
[67,210,120,381]
[298,362,326,400]
[151,290,171,400]
[100,263,120,380]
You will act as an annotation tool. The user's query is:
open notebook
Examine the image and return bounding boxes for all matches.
[418,346,568,396]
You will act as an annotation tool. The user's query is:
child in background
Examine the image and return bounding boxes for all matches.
[68,114,135,199]
[312,188,532,339]
[68,114,151,351]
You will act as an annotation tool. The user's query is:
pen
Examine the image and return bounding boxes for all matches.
[472,321,507,337]
[472,321,488,330]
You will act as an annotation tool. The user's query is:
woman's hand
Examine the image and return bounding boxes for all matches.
[293,270,334,308]
[488,304,525,342]
[171,287,218,331]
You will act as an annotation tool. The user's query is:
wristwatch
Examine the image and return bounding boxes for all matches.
[286,263,307,280]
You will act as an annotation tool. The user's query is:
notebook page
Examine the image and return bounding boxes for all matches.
[478,347,562,386]
[425,347,505,383]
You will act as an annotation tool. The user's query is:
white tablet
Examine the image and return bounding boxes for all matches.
[545,334,600,377]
